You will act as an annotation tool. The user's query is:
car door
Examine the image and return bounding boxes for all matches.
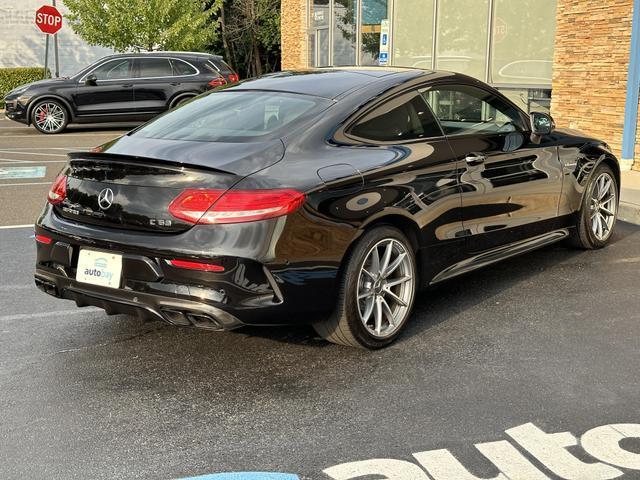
[74,58,136,116]
[422,83,563,253]
[133,57,184,115]
[336,89,465,281]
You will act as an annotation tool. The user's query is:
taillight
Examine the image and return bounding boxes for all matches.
[48,175,67,204]
[35,234,52,244]
[168,259,225,272]
[228,73,239,83]
[208,76,227,88]
[168,189,305,225]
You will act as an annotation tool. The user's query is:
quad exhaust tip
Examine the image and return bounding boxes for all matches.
[161,308,224,331]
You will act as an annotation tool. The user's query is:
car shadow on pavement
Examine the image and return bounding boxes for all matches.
[233,221,639,348]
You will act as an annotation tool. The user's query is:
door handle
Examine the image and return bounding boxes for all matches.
[465,152,486,166]
[122,84,133,88]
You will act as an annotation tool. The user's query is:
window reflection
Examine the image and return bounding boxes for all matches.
[333,0,357,66]
[393,0,434,68]
[491,0,556,84]
[436,0,489,80]
[310,0,330,67]
[360,0,389,66]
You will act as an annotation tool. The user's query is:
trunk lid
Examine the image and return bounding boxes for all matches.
[56,136,285,232]
[57,154,243,233]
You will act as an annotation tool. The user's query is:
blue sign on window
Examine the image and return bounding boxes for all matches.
[381,33,388,46]
[379,52,389,65]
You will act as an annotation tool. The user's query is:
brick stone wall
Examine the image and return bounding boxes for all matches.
[551,0,636,169]
[281,0,308,70]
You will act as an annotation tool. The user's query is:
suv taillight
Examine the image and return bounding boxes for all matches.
[208,76,227,88]
[48,175,67,204]
[228,73,239,83]
[168,189,305,225]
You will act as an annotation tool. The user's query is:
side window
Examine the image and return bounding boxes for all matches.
[91,59,133,80]
[138,58,174,78]
[348,92,443,142]
[170,59,197,76]
[421,85,525,136]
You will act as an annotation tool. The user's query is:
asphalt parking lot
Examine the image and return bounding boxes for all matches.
[0,116,134,226]
[1,118,640,480]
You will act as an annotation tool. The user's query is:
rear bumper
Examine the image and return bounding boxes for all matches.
[34,206,342,328]
[34,271,244,330]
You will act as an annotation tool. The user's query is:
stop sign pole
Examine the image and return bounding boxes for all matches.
[35,2,63,78]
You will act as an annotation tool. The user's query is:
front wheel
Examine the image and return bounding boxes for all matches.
[31,100,68,134]
[569,163,618,249]
[313,226,417,349]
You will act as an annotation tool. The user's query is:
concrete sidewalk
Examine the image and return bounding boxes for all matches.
[620,170,640,225]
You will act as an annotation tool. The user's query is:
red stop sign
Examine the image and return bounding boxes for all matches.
[35,5,62,35]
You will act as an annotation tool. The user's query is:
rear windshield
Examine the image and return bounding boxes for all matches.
[131,91,330,142]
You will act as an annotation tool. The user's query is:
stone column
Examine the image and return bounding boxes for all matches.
[281,0,308,70]
[551,0,634,168]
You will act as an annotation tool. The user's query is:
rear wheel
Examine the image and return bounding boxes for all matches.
[569,163,618,249]
[313,226,417,349]
[31,99,68,134]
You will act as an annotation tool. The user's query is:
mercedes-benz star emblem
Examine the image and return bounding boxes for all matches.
[97,188,114,210]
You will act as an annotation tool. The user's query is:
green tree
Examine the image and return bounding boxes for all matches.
[217,0,281,78]
[64,0,222,52]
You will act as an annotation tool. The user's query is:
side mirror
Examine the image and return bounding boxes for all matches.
[530,112,555,136]
[85,74,97,86]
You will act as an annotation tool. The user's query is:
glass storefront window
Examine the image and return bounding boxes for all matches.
[306,0,556,90]
[498,88,552,114]
[333,0,357,66]
[491,0,557,85]
[393,0,434,68]
[436,0,489,80]
[310,0,330,67]
[360,0,389,66]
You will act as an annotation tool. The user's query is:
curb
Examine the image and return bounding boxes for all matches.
[619,201,640,226]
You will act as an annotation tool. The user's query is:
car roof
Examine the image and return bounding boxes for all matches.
[229,68,431,99]
[99,51,222,61]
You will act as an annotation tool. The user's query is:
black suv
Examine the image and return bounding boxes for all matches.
[3,52,239,134]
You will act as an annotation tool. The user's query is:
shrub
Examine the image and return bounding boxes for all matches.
[0,67,50,107]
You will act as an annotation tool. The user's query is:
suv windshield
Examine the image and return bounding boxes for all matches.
[131,91,331,142]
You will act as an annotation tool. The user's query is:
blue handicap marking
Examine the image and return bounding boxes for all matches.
[381,33,388,46]
[177,473,300,480]
[0,166,46,180]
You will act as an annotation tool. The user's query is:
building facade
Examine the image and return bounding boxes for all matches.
[282,0,640,171]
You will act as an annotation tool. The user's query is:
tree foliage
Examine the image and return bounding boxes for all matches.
[64,0,281,79]
[64,0,222,52]
[215,0,281,78]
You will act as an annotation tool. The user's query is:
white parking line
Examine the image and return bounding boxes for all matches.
[0,158,28,163]
[0,158,66,164]
[0,224,34,229]
[0,147,79,150]
[0,150,67,157]
[0,182,50,187]
[0,133,124,139]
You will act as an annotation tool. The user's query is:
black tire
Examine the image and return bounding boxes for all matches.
[313,226,417,349]
[568,163,618,249]
[31,99,68,134]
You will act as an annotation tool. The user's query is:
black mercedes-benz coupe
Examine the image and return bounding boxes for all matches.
[3,52,238,134]
[34,68,620,348]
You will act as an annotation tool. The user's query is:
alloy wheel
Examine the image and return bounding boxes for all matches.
[33,102,65,133]
[589,172,617,241]
[357,238,414,339]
